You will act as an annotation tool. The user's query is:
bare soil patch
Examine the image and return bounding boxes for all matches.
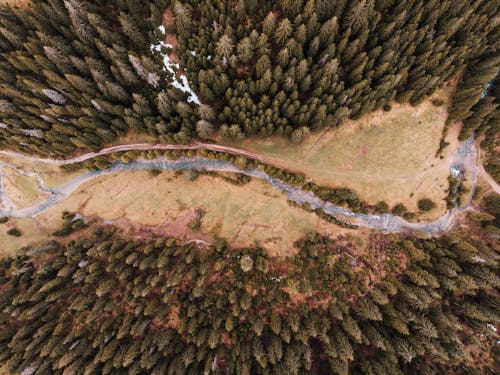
[162,8,180,64]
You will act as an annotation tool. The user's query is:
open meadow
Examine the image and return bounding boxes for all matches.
[222,88,459,220]
[0,170,359,257]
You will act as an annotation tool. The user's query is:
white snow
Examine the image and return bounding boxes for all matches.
[91,100,102,112]
[450,165,461,178]
[20,129,44,139]
[21,366,37,375]
[69,340,80,350]
[0,122,8,129]
[42,88,66,104]
[150,26,201,105]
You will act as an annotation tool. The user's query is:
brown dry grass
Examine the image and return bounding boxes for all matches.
[0,217,48,258]
[221,87,459,220]
[0,154,81,188]
[0,171,359,258]
[1,167,48,208]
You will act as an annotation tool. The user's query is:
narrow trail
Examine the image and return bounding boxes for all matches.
[0,141,286,167]
[0,138,492,234]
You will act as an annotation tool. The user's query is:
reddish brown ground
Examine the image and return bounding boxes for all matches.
[162,8,180,64]
[111,216,213,249]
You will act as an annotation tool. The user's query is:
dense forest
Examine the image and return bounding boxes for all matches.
[0,203,498,374]
[0,1,498,373]
[0,0,498,156]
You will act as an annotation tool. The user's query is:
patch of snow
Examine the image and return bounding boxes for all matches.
[20,129,44,139]
[21,366,38,375]
[0,122,8,129]
[78,259,89,268]
[69,340,80,350]
[450,165,461,178]
[207,55,212,61]
[190,50,196,56]
[71,213,83,222]
[150,26,201,105]
[40,115,55,123]
[487,323,497,332]
[42,89,66,104]
[147,72,161,88]
[471,256,486,263]
[91,100,102,111]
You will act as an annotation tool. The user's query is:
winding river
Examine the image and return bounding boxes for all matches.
[0,138,482,234]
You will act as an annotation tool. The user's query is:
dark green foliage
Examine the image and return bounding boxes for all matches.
[479,74,500,183]
[187,209,204,231]
[6,227,21,236]
[0,217,8,224]
[374,201,390,213]
[0,0,195,157]
[391,203,408,215]
[431,99,445,107]
[0,0,497,155]
[52,212,89,237]
[0,225,497,374]
[171,0,497,141]
[418,198,437,212]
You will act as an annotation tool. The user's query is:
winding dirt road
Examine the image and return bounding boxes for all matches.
[0,142,287,167]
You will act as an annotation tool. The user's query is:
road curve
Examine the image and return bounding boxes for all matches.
[0,142,287,167]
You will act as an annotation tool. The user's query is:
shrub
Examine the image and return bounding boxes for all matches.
[6,228,21,237]
[431,99,445,107]
[418,198,437,212]
[391,204,408,215]
[374,201,390,213]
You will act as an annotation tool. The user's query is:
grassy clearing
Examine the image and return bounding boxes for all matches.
[221,87,459,220]
[0,155,81,188]
[1,167,48,208]
[0,217,47,258]
[0,171,357,258]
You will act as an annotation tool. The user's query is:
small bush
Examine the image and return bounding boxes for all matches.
[431,99,445,107]
[391,204,408,215]
[149,169,162,176]
[374,201,390,213]
[0,217,8,224]
[418,198,437,212]
[403,212,416,220]
[7,228,21,237]
[383,104,392,111]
